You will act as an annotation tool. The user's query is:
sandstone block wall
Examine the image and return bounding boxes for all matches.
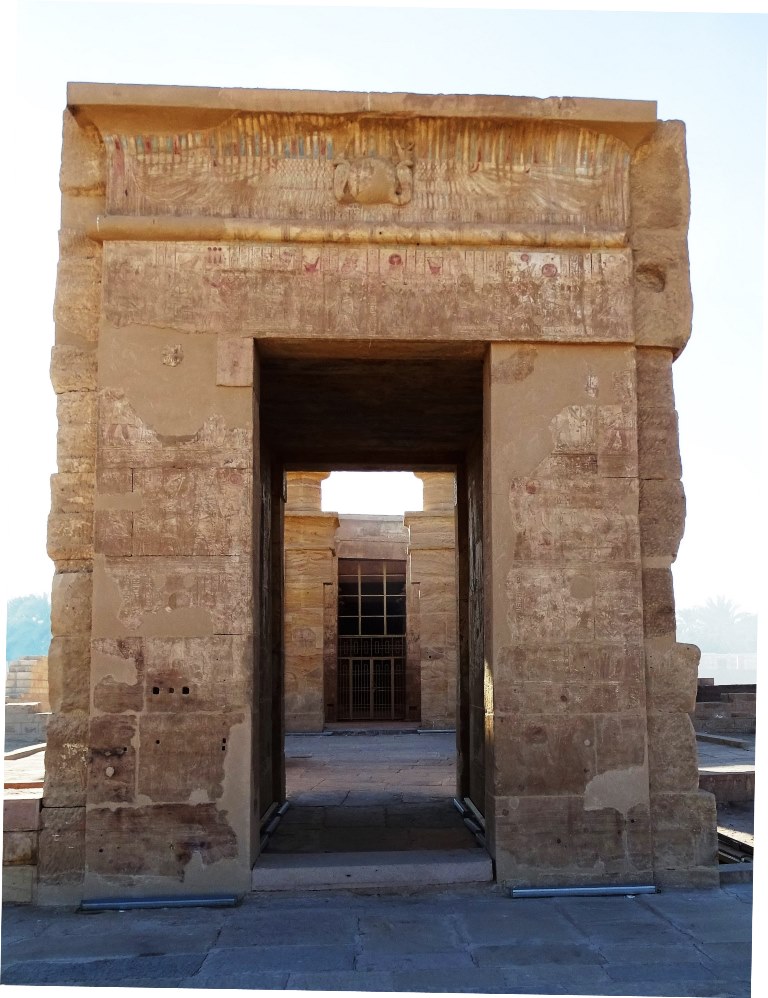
[40,87,715,899]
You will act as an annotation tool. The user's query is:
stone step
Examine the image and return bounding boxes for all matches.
[251,848,493,891]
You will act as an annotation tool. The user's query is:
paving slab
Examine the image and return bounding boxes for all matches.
[1,952,206,985]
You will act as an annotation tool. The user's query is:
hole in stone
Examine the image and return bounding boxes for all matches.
[152,687,160,695]
[155,740,160,745]
[169,687,175,694]
[182,687,190,695]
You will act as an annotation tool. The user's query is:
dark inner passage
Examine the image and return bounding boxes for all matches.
[257,346,486,856]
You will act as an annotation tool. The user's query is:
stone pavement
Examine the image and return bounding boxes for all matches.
[269,731,472,853]
[0,882,755,994]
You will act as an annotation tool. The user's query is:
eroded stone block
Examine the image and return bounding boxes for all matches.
[86,803,238,879]
[630,121,690,231]
[92,637,145,713]
[44,714,89,806]
[650,790,718,880]
[647,711,699,792]
[51,472,95,513]
[642,567,676,637]
[639,478,685,558]
[645,640,699,713]
[88,715,137,803]
[60,110,105,194]
[143,636,252,713]
[38,805,86,883]
[94,509,133,556]
[51,571,92,636]
[635,348,675,410]
[633,229,692,351]
[47,511,94,563]
[51,345,97,394]
[131,468,252,556]
[3,831,38,866]
[494,794,652,885]
[48,635,90,713]
[137,713,244,803]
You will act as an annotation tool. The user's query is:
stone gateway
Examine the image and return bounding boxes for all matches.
[42,84,717,904]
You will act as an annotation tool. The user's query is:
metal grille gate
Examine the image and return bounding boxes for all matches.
[337,637,406,720]
[337,559,407,721]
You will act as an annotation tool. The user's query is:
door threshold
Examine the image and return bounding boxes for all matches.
[251,848,493,891]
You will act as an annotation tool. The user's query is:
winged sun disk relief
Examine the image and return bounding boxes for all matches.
[333,141,415,206]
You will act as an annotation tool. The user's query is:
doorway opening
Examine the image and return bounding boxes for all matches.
[252,346,489,881]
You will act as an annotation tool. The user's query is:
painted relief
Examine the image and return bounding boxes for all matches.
[105,116,629,231]
[103,242,633,342]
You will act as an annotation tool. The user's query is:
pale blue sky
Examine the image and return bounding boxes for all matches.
[5,1,767,616]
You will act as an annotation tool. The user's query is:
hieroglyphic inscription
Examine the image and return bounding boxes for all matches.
[103,242,632,342]
[106,116,629,230]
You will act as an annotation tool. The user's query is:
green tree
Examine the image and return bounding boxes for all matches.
[5,594,52,663]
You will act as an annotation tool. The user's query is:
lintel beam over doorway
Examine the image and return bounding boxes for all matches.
[87,216,628,250]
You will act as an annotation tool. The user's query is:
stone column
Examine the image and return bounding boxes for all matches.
[405,473,457,729]
[283,473,338,731]
[484,342,653,888]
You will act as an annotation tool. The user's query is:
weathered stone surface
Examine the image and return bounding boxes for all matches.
[94,509,133,556]
[48,635,90,713]
[103,241,634,344]
[635,348,675,410]
[60,191,106,231]
[38,806,86,883]
[51,472,95,513]
[86,803,238,878]
[137,713,243,803]
[51,345,98,395]
[630,121,690,231]
[645,640,699,713]
[3,797,41,833]
[1,865,35,903]
[637,406,682,481]
[217,335,254,386]
[54,255,102,317]
[55,305,100,348]
[97,388,252,470]
[61,109,105,194]
[3,831,39,866]
[51,571,92,636]
[647,711,699,792]
[143,636,251,713]
[131,468,252,556]
[91,555,252,637]
[642,567,676,637]
[91,637,144,713]
[44,714,88,806]
[88,715,137,804]
[639,478,685,558]
[633,228,692,351]
[47,511,93,563]
[650,790,719,883]
[494,794,652,885]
